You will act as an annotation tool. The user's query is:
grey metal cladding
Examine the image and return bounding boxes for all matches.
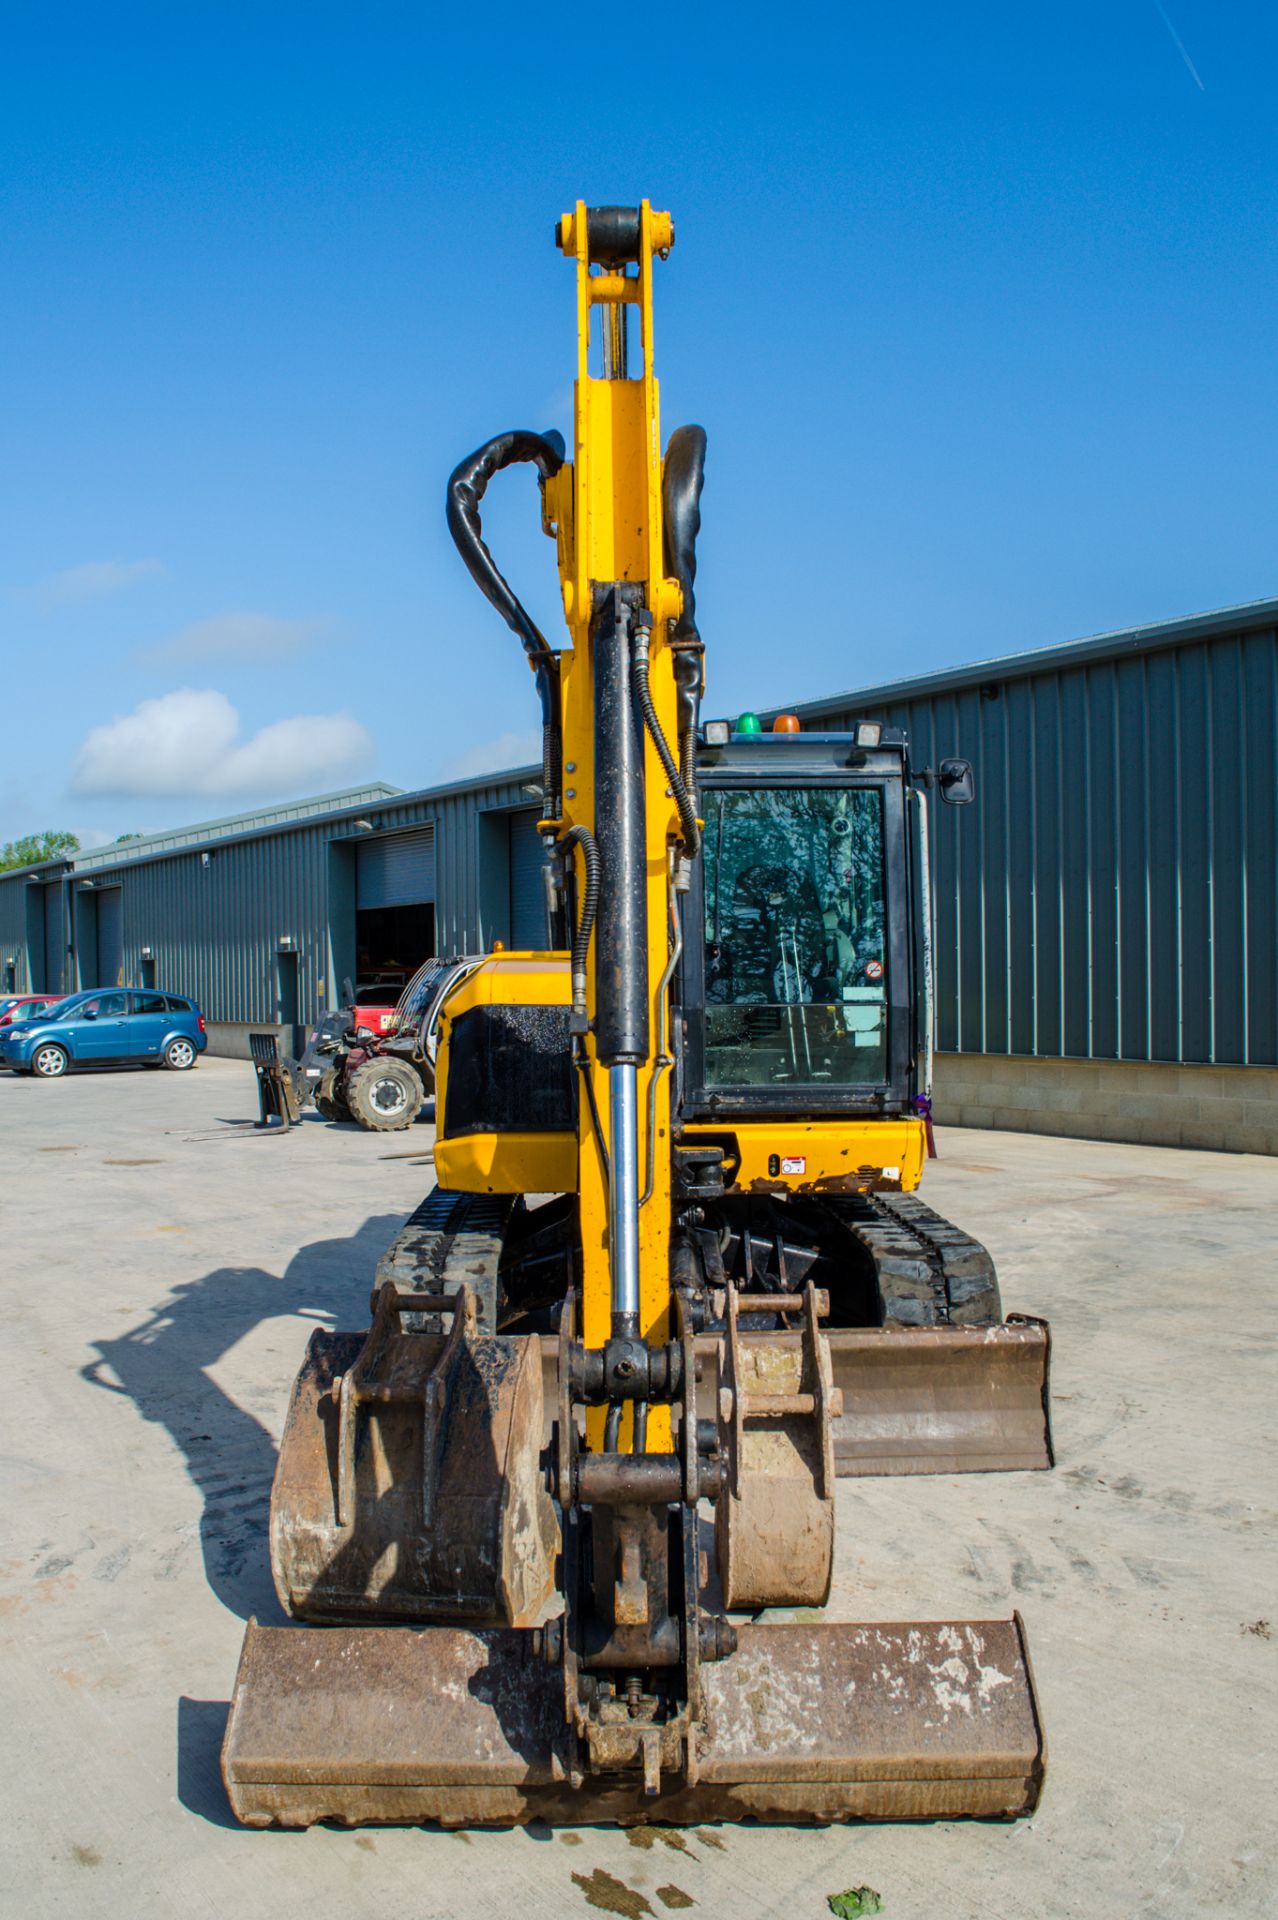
[82,793,442,1026]
[96,885,124,988]
[508,807,549,947]
[43,882,65,997]
[3,603,1273,1070]
[0,772,537,1025]
[814,620,1278,1068]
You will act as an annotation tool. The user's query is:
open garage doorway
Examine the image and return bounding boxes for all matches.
[355,826,436,996]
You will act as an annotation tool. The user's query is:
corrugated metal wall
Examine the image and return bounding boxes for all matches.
[0,878,27,986]
[72,795,443,1026]
[431,774,539,956]
[0,777,533,1024]
[43,882,65,994]
[3,606,1271,1067]
[96,886,124,987]
[816,624,1278,1067]
[104,826,330,1023]
[508,807,549,946]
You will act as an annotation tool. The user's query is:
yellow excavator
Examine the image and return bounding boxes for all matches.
[222,201,1052,1827]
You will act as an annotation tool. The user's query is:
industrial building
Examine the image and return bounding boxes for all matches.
[3,594,1275,1152]
[0,775,546,1059]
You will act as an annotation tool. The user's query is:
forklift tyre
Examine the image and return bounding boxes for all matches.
[345,1057,424,1132]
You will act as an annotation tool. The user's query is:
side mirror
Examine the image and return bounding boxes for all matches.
[82,1006,98,1020]
[938,757,975,805]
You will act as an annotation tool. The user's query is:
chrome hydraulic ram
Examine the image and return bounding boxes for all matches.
[592,583,648,1332]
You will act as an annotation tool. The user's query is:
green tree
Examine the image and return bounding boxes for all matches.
[0,829,80,873]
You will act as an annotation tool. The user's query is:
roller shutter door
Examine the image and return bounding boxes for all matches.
[356,827,435,909]
[43,884,65,995]
[96,887,123,987]
[508,810,548,948]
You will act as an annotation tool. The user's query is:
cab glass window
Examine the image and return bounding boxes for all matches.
[701,787,888,1087]
[131,992,168,1015]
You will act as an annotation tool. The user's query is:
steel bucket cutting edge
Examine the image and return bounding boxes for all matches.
[221,1614,1044,1828]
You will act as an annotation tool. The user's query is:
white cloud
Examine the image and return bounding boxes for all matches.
[71,689,374,800]
[137,610,329,668]
[27,558,164,608]
[441,729,544,782]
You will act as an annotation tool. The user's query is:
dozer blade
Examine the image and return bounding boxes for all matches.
[670,1316,1052,1480]
[222,1614,1044,1828]
[826,1317,1053,1476]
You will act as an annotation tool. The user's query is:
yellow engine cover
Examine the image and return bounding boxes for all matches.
[433,954,579,1195]
[680,1120,927,1195]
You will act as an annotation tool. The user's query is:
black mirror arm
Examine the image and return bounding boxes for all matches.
[915,759,976,806]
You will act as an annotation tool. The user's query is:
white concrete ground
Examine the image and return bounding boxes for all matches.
[0,1055,1273,1920]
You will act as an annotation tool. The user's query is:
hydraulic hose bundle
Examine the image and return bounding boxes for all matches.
[446,429,567,815]
[632,618,701,861]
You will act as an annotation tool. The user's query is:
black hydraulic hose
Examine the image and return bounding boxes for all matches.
[662,425,706,652]
[557,824,599,1013]
[557,821,608,1188]
[575,1036,610,1189]
[632,629,701,859]
[680,716,697,796]
[661,424,707,838]
[446,429,567,811]
[445,428,565,670]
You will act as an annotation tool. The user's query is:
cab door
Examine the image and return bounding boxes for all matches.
[125,990,171,1058]
[77,991,130,1059]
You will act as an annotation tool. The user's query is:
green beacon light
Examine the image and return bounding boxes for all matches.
[734,710,762,736]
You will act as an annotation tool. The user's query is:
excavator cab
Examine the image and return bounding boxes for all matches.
[222,202,1050,1831]
[690,732,906,1100]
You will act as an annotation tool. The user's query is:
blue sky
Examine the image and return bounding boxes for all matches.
[2,3,1275,843]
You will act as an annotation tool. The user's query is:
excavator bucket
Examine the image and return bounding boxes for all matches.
[270,1285,558,1628]
[222,1614,1044,1827]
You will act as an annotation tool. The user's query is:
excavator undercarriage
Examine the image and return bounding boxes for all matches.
[222,200,1051,1830]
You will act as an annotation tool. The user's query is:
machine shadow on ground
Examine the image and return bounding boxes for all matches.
[81,1212,405,1622]
[177,1698,243,1829]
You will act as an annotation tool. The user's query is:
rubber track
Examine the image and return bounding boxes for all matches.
[833,1192,1002,1329]
[373,1188,516,1333]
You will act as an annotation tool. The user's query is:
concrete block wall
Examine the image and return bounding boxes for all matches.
[933,1054,1278,1156]
[207,1021,287,1062]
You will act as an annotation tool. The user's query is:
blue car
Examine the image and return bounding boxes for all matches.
[0,988,208,1079]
